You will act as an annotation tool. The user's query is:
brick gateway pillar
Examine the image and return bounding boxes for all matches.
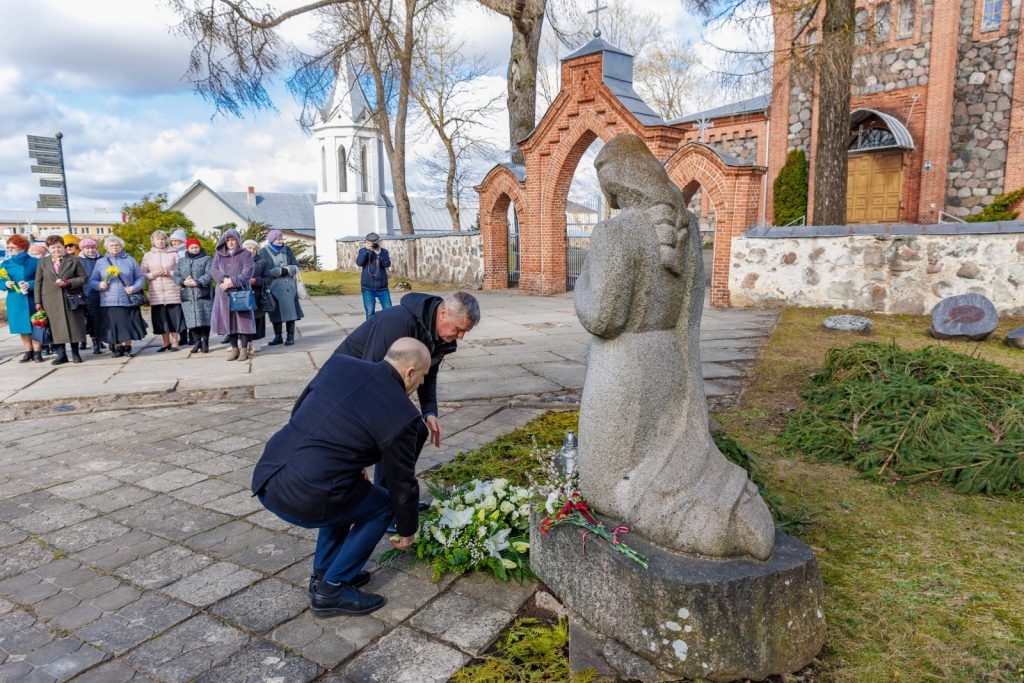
[665,143,766,308]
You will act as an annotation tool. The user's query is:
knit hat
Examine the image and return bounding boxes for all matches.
[63,234,80,246]
[242,239,259,251]
[169,228,187,243]
[79,238,98,249]
[365,232,380,242]
[266,229,284,243]
[185,238,201,249]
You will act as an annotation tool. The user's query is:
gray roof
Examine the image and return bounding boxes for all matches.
[408,196,479,233]
[563,37,664,126]
[218,191,316,236]
[669,94,771,124]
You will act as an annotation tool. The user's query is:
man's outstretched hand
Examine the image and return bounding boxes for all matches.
[424,415,442,447]
[391,535,414,550]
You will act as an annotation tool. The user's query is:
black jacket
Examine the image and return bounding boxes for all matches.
[334,293,456,417]
[250,355,422,536]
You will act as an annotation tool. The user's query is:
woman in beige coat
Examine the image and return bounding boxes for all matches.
[141,230,184,352]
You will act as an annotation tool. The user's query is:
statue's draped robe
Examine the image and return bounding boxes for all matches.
[574,157,774,560]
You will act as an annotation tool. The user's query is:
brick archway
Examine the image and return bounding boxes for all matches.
[478,164,527,289]
[476,39,760,304]
[665,143,766,307]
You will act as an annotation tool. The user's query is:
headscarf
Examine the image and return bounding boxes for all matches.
[216,228,243,256]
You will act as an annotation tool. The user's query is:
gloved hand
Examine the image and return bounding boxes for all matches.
[287,265,298,277]
[271,267,283,278]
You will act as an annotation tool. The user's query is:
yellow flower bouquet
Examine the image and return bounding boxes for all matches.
[105,265,120,282]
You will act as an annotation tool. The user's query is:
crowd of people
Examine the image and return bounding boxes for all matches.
[1,228,305,364]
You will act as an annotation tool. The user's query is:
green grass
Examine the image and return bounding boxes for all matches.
[442,306,1024,681]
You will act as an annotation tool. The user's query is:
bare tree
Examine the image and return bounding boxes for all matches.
[169,0,447,235]
[411,28,503,231]
[688,0,855,225]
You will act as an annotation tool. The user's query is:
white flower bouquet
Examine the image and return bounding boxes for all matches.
[378,478,534,582]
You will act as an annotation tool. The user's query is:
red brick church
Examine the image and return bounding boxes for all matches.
[476,0,1024,304]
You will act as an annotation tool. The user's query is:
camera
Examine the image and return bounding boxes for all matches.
[371,241,380,249]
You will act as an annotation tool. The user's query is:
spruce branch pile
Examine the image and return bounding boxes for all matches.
[780,343,1024,495]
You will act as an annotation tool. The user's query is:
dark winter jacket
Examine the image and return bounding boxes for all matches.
[334,293,456,417]
[356,247,390,291]
[250,355,424,535]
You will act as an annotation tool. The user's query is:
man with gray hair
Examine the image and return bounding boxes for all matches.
[335,290,480,451]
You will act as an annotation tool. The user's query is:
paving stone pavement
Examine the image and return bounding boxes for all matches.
[0,291,778,681]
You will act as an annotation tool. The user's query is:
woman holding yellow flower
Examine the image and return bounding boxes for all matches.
[88,235,147,358]
[2,234,43,362]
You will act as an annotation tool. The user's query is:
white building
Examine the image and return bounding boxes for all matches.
[311,59,396,269]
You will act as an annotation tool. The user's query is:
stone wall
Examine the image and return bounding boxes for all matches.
[336,233,483,289]
[947,0,1019,218]
[729,222,1024,315]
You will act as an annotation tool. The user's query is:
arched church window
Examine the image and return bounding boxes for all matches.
[337,146,348,193]
[981,0,1004,31]
[849,126,898,151]
[874,3,891,43]
[854,8,869,45]
[320,147,327,192]
[897,0,915,37]
[360,145,369,193]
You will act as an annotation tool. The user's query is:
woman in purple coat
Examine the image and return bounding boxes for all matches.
[210,229,256,361]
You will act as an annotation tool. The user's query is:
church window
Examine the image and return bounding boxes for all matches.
[896,0,914,37]
[981,0,1004,30]
[360,145,369,193]
[874,3,891,43]
[337,146,348,192]
[849,126,898,151]
[854,8,869,46]
[320,146,327,192]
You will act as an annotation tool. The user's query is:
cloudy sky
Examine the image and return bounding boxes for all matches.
[0,0,721,218]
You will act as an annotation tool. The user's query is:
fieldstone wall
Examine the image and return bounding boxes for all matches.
[337,233,483,289]
[709,133,759,166]
[852,0,935,95]
[729,222,1024,315]
[947,1,1019,218]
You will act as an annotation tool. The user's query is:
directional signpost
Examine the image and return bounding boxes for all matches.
[27,132,71,230]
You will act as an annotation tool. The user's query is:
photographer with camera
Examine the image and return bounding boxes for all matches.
[355,232,392,320]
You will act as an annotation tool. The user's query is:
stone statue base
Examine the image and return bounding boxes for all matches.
[530,518,825,682]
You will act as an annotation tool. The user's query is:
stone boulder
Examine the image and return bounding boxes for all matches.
[1006,327,1024,349]
[822,314,873,334]
[930,293,998,341]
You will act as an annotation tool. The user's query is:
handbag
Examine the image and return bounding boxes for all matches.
[259,288,276,312]
[117,275,148,308]
[229,289,256,312]
[66,291,87,310]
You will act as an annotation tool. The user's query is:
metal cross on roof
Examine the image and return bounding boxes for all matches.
[587,0,608,38]
[693,115,713,142]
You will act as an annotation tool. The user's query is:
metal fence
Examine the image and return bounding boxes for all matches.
[508,205,520,286]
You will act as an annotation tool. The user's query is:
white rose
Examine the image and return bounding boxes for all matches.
[500,501,515,514]
[482,495,497,511]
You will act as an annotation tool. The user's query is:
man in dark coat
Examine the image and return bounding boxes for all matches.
[334,291,480,451]
[252,338,431,617]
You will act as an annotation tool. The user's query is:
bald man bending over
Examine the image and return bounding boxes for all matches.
[252,338,431,617]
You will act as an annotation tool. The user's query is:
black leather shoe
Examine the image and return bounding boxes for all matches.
[310,583,385,617]
[268,336,283,346]
[308,571,370,598]
[19,351,33,363]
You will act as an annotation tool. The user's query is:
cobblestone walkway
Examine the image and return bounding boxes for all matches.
[0,292,779,681]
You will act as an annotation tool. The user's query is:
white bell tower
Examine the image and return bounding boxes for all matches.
[311,57,395,270]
